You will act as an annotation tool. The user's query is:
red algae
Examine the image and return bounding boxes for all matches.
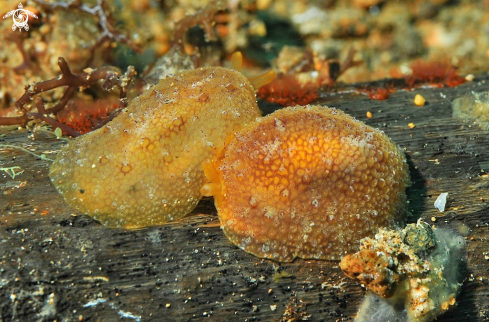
[257,73,320,106]
[57,97,119,134]
[353,60,465,101]
[405,60,465,88]
[359,87,392,100]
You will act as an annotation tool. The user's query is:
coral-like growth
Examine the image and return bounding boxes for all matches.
[2,1,227,133]
[341,222,466,322]
[0,57,135,136]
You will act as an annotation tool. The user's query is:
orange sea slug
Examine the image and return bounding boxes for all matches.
[49,54,276,228]
[201,105,410,262]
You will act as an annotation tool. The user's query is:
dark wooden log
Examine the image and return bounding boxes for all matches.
[1,76,488,321]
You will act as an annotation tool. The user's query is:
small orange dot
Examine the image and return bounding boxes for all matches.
[414,94,426,106]
[408,123,415,129]
[366,111,373,118]
[449,296,456,305]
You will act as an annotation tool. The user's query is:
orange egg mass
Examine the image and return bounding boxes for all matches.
[201,105,410,262]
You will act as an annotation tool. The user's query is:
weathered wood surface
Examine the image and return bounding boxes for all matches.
[1,77,489,322]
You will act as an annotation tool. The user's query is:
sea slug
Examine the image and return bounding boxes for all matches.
[201,105,411,261]
[340,222,466,322]
[49,57,275,228]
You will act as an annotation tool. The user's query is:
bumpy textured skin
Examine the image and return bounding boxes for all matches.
[50,67,261,228]
[203,105,410,261]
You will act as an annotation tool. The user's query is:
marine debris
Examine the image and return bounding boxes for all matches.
[434,192,448,212]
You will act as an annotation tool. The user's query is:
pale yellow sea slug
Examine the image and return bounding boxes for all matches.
[201,105,411,262]
[50,55,276,228]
